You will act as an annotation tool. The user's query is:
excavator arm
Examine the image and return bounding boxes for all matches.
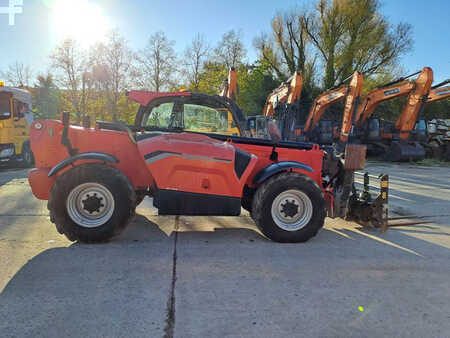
[303,86,348,134]
[220,67,238,102]
[303,71,363,142]
[394,67,433,140]
[339,72,364,144]
[426,79,450,103]
[354,68,433,139]
[355,80,415,127]
[263,72,303,116]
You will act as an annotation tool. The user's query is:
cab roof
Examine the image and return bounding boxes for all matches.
[127,90,191,106]
[0,87,32,110]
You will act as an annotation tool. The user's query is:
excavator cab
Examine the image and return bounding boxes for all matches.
[412,119,428,143]
[316,120,334,145]
[366,118,382,142]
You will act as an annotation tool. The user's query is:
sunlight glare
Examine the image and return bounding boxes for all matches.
[51,0,110,46]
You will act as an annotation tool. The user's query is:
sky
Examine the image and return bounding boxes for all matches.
[0,0,449,83]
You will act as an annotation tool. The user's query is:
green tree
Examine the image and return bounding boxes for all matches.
[303,0,412,88]
[33,74,60,119]
[237,62,280,115]
[254,9,316,89]
[135,31,177,92]
[182,34,210,92]
[214,30,247,69]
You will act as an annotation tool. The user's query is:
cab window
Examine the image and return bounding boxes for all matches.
[143,102,175,128]
[143,100,239,135]
[0,93,11,120]
[13,100,26,119]
[184,104,228,133]
[415,119,426,131]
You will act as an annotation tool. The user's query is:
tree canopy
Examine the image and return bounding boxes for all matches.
[2,0,448,123]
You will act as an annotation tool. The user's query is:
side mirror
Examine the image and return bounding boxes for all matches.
[267,120,281,144]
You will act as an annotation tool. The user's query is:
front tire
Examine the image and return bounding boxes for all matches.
[48,163,136,242]
[252,172,325,243]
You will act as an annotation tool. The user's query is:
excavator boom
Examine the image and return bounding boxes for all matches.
[220,67,238,102]
[426,79,450,103]
[303,86,347,133]
[339,72,364,143]
[394,67,433,140]
[263,72,303,116]
[355,80,415,127]
[303,71,363,143]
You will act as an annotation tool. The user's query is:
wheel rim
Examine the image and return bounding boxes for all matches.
[66,183,115,228]
[271,189,313,231]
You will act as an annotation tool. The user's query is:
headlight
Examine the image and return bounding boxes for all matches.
[0,148,14,158]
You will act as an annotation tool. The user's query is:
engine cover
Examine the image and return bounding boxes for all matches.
[137,132,256,215]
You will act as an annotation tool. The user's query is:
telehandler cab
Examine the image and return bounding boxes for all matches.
[28,90,386,243]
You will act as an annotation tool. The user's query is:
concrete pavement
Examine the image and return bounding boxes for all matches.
[0,165,449,337]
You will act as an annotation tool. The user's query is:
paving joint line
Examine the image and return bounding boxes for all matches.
[164,215,179,338]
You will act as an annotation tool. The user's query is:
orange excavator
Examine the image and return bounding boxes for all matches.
[298,71,364,148]
[263,72,303,117]
[254,71,363,147]
[353,67,434,161]
[244,72,303,139]
[260,72,303,140]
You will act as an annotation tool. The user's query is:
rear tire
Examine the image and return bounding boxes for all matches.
[252,172,325,243]
[48,163,136,242]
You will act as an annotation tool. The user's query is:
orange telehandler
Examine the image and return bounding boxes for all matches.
[353,67,434,161]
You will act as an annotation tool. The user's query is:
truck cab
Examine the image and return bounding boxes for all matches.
[0,84,34,166]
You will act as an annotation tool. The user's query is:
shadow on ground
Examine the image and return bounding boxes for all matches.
[0,168,29,187]
[1,214,449,337]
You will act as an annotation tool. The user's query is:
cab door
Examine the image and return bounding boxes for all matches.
[12,99,30,155]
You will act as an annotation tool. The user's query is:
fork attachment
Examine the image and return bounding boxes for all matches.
[346,173,389,231]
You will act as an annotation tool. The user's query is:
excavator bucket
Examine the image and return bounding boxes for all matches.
[384,141,425,162]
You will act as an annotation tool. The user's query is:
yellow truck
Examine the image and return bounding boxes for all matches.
[0,82,34,166]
